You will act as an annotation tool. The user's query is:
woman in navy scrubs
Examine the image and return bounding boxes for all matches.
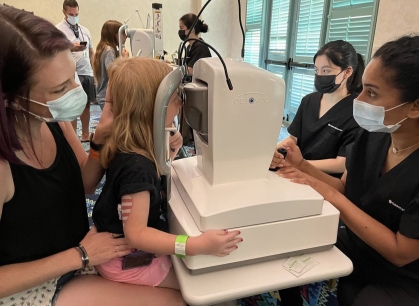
[271,40,364,177]
[279,35,419,306]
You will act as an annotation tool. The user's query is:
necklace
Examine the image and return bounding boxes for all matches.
[391,139,419,153]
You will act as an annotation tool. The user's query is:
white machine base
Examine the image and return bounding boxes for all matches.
[168,166,340,274]
[171,157,324,231]
[171,247,353,306]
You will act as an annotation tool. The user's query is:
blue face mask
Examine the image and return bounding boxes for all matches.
[353,99,408,133]
[67,15,79,26]
[22,86,87,122]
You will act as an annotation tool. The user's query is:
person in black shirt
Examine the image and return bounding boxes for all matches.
[279,35,419,306]
[93,58,242,290]
[178,13,211,75]
[271,40,364,178]
[178,14,212,144]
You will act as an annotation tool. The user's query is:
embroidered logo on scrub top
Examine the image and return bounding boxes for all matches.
[327,124,343,132]
[389,199,405,211]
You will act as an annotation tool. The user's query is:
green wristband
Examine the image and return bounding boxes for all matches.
[175,235,189,258]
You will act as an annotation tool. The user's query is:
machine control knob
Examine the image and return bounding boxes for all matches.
[268,147,287,172]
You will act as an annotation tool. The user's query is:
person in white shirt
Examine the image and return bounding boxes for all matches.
[56,0,95,142]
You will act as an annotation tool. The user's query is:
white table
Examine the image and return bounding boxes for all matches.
[171,246,352,306]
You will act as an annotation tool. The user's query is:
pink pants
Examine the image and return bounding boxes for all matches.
[96,255,172,286]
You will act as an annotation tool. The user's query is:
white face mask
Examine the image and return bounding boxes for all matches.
[22,86,87,122]
[67,15,79,26]
[353,99,409,133]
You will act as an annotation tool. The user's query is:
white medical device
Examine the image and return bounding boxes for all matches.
[153,58,340,275]
[125,28,154,58]
[118,3,163,59]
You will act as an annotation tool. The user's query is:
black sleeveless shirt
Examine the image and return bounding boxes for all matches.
[0,123,89,266]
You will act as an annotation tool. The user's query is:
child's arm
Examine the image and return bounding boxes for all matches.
[122,192,242,257]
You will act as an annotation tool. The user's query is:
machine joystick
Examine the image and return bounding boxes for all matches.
[268,147,287,172]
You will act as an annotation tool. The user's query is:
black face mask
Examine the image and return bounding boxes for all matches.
[178,30,187,41]
[314,70,345,94]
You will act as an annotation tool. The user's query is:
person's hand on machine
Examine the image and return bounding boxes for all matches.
[169,130,183,159]
[186,229,242,257]
[121,48,130,58]
[269,146,289,171]
[279,141,305,170]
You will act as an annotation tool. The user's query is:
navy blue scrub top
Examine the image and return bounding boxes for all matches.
[345,130,419,285]
[288,92,360,160]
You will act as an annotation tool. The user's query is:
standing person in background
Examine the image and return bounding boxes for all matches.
[94,20,130,110]
[178,14,212,145]
[56,0,95,142]
[178,13,211,75]
[271,40,364,179]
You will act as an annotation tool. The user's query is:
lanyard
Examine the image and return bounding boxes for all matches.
[68,23,85,42]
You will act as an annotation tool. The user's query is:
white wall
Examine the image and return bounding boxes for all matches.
[6,0,195,58]
[6,0,246,61]
[372,0,419,52]
[200,0,247,60]
[16,0,419,63]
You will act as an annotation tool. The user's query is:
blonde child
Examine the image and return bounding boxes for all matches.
[92,58,242,290]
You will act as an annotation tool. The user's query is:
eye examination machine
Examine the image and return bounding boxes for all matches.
[152,58,350,305]
[118,3,164,58]
[151,2,352,304]
[167,58,340,273]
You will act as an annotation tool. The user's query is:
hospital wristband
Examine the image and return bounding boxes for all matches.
[175,235,189,258]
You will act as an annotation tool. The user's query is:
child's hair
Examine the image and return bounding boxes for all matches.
[100,58,172,172]
[93,20,123,82]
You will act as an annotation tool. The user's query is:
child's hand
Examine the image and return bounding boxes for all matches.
[122,48,130,58]
[169,130,183,159]
[189,229,242,257]
[169,131,182,151]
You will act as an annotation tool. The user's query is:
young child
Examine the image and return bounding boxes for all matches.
[92,58,242,290]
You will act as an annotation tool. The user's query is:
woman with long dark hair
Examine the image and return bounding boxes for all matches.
[0,6,183,306]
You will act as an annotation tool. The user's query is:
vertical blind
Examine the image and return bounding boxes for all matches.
[268,0,290,62]
[326,0,376,59]
[244,0,264,66]
[244,0,378,117]
[294,0,325,62]
[288,0,326,114]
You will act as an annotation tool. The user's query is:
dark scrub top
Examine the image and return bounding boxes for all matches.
[288,92,360,160]
[345,130,419,286]
[186,38,211,68]
[92,153,168,235]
